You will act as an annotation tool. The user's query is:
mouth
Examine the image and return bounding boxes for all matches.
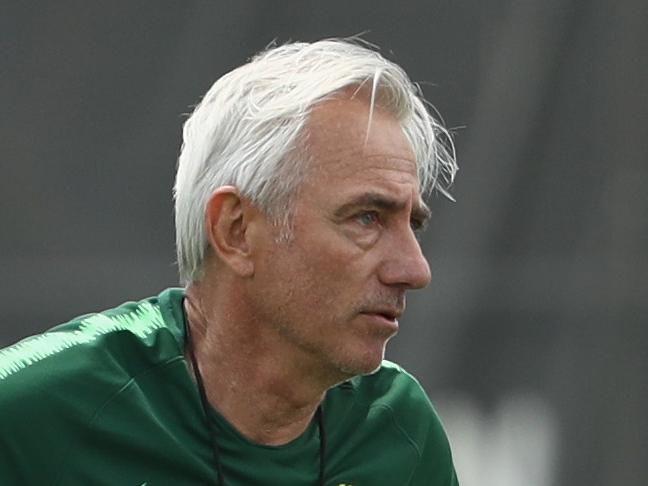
[361,306,402,320]
[359,309,402,332]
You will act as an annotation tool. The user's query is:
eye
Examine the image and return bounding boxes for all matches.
[356,211,380,226]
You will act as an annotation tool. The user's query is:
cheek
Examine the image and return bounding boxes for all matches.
[273,243,356,318]
[287,249,342,309]
[249,245,322,322]
[252,216,376,322]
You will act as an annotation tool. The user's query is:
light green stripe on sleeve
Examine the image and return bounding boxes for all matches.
[0,302,165,381]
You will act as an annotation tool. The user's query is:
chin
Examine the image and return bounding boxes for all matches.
[335,361,382,381]
[335,347,385,378]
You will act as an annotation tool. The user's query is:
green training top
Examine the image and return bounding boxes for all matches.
[0,288,458,485]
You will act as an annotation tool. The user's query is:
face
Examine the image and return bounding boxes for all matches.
[248,93,432,381]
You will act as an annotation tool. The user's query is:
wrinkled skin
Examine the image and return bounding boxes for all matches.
[246,93,432,383]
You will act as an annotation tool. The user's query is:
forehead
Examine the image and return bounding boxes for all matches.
[301,93,422,203]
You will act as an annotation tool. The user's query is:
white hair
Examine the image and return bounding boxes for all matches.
[174,37,457,285]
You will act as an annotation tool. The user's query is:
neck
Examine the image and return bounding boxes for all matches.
[183,283,334,446]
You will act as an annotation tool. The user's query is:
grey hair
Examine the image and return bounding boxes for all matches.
[174,37,457,285]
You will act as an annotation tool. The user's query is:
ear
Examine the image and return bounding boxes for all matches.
[204,186,255,277]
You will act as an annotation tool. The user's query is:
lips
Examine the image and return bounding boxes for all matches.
[361,308,402,321]
[359,309,402,333]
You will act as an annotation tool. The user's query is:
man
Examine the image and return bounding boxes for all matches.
[0,39,458,485]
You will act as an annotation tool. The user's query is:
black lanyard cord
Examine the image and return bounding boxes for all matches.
[316,405,326,485]
[186,321,226,485]
[185,322,326,486]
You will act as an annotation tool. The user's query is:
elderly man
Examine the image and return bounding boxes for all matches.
[0,39,458,485]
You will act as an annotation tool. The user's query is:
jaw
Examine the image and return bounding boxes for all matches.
[325,328,395,379]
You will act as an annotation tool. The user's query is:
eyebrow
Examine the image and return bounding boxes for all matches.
[334,192,432,223]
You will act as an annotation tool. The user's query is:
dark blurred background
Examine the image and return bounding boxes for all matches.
[2,1,646,485]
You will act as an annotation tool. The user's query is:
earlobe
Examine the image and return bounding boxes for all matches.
[204,187,255,277]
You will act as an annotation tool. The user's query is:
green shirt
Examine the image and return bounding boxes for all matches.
[0,288,458,485]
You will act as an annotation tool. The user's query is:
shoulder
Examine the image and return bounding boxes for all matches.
[0,289,187,481]
[349,360,452,456]
[356,361,458,484]
[0,289,184,420]
[351,360,434,415]
[327,361,457,484]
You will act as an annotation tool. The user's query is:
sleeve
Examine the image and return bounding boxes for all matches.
[0,331,97,485]
[0,373,65,485]
[377,362,459,486]
[407,414,459,486]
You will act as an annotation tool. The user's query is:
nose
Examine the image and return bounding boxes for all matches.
[378,225,432,290]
